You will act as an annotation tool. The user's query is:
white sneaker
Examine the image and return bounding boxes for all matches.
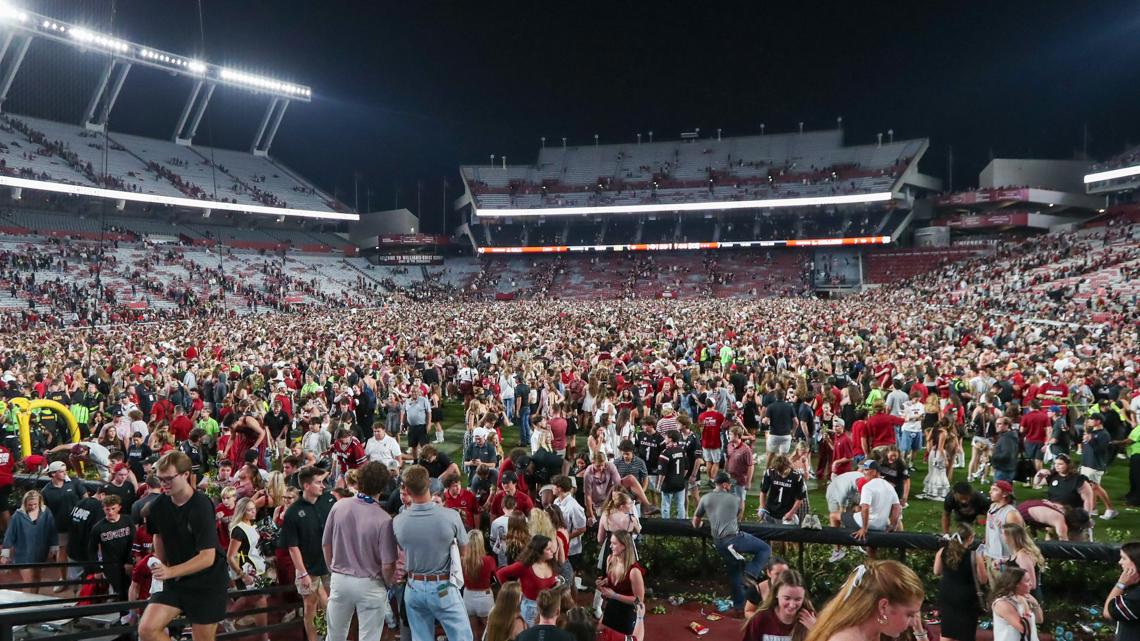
[828,549,846,563]
[1090,510,1099,517]
[727,544,746,561]
[1102,509,1119,520]
[220,620,236,634]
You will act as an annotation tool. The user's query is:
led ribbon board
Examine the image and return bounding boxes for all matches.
[476,236,891,253]
[1084,165,1140,184]
[0,175,358,221]
[474,191,894,217]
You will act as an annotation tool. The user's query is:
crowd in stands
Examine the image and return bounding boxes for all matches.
[0,224,1129,639]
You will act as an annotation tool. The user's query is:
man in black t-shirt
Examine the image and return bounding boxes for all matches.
[941,482,990,534]
[67,486,105,577]
[138,451,229,641]
[89,494,135,598]
[516,588,574,641]
[281,466,337,641]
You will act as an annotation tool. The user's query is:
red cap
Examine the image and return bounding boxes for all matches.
[992,480,1014,496]
[113,463,130,474]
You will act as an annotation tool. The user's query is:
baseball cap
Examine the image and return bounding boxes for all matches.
[860,459,880,472]
[714,471,732,485]
[46,461,67,474]
[992,480,1015,497]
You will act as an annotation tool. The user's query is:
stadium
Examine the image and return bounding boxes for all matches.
[0,2,1135,641]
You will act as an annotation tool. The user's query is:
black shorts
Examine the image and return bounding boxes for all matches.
[149,582,228,625]
[0,485,11,514]
[408,424,429,448]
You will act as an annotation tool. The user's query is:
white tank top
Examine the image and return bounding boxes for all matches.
[992,597,1038,641]
[985,503,1016,560]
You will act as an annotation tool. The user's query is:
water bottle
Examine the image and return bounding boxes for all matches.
[147,557,165,594]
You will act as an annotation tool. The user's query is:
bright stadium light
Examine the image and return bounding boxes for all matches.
[474,191,895,217]
[68,26,131,53]
[0,4,28,22]
[219,68,309,97]
[0,175,357,221]
[1083,165,1140,184]
[187,59,206,74]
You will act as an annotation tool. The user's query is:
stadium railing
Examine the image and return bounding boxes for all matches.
[0,560,301,641]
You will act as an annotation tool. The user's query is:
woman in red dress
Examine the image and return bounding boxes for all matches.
[225,400,267,468]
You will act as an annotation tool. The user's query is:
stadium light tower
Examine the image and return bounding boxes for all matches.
[594,134,598,147]
[0,3,310,154]
[877,132,883,146]
[716,128,721,141]
[648,131,653,143]
[561,137,566,149]
[798,122,804,134]
[636,133,641,145]
[540,136,545,148]
[760,123,765,135]
[888,129,894,144]
[837,116,843,130]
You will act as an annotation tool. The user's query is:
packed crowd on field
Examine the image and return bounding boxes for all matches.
[0,274,1129,641]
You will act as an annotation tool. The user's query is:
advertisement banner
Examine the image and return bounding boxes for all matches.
[375,254,445,265]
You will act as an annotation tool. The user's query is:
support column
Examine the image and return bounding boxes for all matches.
[172,80,204,143]
[94,62,131,128]
[0,35,32,111]
[183,83,215,143]
[82,59,115,127]
[249,98,279,155]
[258,99,289,156]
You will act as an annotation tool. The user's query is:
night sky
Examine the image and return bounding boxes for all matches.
[13,0,1140,231]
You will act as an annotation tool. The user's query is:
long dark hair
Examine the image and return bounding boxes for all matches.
[516,534,554,569]
[1123,541,1140,569]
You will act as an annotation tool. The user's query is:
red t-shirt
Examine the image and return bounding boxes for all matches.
[489,489,534,520]
[215,503,234,550]
[742,609,795,641]
[867,414,904,448]
[850,420,869,456]
[131,553,155,601]
[698,410,726,449]
[832,433,855,474]
[170,416,193,442]
[463,555,497,591]
[1037,383,1069,411]
[0,446,14,487]
[1021,410,1050,443]
[548,417,568,451]
[331,438,368,470]
[443,488,479,530]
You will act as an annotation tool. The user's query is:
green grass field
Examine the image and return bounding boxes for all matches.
[430,401,1140,538]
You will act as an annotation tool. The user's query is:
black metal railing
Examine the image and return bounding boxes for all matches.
[0,562,301,641]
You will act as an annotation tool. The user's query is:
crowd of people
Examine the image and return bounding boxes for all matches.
[0,219,1129,640]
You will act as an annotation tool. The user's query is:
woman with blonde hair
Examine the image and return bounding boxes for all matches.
[597,530,645,641]
[805,560,925,641]
[742,569,816,641]
[1002,523,1045,597]
[459,529,496,640]
[483,580,527,641]
[991,567,1042,641]
[0,490,57,594]
[226,497,269,641]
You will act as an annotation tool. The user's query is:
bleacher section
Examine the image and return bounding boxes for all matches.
[462,130,924,212]
[0,113,344,213]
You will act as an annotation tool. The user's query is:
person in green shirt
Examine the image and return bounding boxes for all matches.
[719,344,734,367]
[1114,423,1140,506]
[196,414,220,444]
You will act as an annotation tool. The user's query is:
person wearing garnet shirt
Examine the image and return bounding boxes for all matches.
[741,569,816,641]
[329,429,368,475]
[488,472,534,519]
[495,535,560,626]
[866,400,904,450]
[0,442,14,532]
[697,399,726,483]
[1021,400,1051,472]
[442,475,480,530]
